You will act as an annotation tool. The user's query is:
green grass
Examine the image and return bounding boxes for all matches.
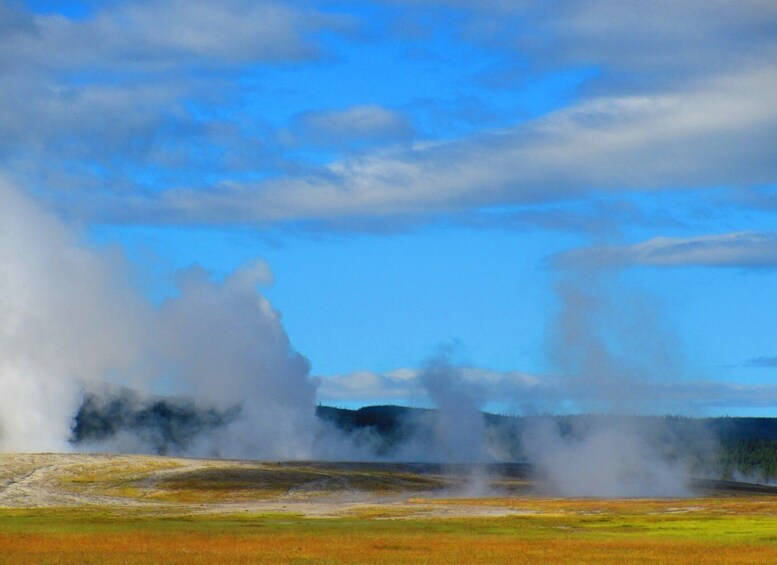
[2,503,777,541]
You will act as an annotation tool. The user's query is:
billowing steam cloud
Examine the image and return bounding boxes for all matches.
[0,179,147,452]
[153,262,317,458]
[0,178,317,457]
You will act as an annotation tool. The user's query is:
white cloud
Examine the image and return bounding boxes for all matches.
[317,367,541,404]
[317,370,425,402]
[318,365,777,412]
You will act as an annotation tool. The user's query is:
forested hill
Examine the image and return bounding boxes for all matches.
[72,395,777,479]
[317,404,777,443]
[317,405,777,479]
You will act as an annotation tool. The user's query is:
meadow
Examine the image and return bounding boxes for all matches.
[4,500,777,564]
[2,454,777,564]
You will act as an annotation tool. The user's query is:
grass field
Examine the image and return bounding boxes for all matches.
[2,454,777,564]
[4,501,777,564]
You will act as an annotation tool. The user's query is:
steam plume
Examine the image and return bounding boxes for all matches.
[0,179,147,451]
[0,179,317,457]
[419,350,487,463]
[522,270,704,496]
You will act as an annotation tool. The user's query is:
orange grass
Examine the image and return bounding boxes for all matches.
[2,498,777,565]
[3,528,777,565]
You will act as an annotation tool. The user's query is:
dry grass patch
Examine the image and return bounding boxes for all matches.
[150,463,446,504]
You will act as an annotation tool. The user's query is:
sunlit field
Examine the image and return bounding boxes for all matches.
[4,501,777,564]
[3,454,777,564]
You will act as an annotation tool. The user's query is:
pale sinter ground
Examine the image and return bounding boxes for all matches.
[1,453,773,519]
[0,453,534,518]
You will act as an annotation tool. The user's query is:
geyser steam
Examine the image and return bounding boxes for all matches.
[154,261,317,458]
[0,180,146,451]
[523,416,690,497]
[523,270,702,496]
[0,178,718,496]
[0,179,317,457]
[419,350,487,463]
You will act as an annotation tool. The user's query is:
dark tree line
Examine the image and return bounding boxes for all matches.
[72,398,777,480]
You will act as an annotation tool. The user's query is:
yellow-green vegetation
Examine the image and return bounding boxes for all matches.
[2,499,777,564]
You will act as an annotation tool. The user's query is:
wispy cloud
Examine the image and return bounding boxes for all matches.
[745,356,777,368]
[0,0,353,195]
[0,0,773,230]
[383,0,777,83]
[68,66,777,225]
[0,0,777,229]
[551,232,777,270]
[1,0,346,70]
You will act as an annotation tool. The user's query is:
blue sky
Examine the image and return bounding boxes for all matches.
[4,0,777,415]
